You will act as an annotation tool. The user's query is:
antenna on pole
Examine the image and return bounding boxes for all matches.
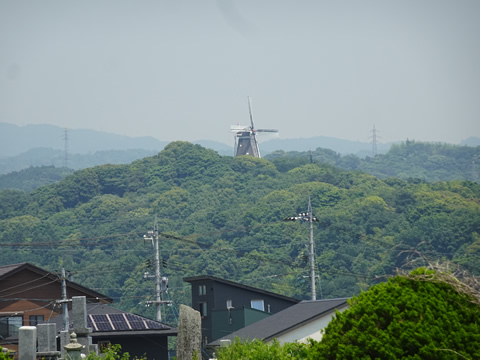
[283,196,319,300]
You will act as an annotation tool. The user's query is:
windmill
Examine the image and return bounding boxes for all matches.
[231,97,278,158]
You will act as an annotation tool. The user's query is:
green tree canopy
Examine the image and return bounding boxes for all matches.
[313,269,480,359]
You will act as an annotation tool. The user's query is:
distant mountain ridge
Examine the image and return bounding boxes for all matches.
[0,123,168,157]
[1,123,478,176]
[1,122,395,158]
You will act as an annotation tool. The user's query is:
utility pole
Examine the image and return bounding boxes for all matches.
[284,197,319,300]
[143,217,170,322]
[57,268,71,331]
[307,199,316,300]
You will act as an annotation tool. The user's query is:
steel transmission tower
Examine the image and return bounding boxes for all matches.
[370,124,378,157]
[63,127,69,168]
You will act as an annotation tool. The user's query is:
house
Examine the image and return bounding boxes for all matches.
[0,262,111,353]
[48,302,177,359]
[0,263,177,360]
[208,298,349,347]
[183,275,300,345]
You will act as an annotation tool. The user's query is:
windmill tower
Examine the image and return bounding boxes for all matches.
[231,97,278,158]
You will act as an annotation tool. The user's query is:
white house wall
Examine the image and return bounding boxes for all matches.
[271,305,349,345]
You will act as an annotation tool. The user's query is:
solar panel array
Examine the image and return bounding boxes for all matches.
[87,313,169,332]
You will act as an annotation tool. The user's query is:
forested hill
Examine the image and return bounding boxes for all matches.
[0,141,479,326]
[266,140,480,183]
[2,140,477,192]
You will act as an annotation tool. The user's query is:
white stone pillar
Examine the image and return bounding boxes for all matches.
[18,326,37,360]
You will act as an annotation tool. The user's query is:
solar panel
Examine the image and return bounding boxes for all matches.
[108,314,130,331]
[125,313,146,330]
[144,319,166,330]
[87,316,95,331]
[92,314,112,331]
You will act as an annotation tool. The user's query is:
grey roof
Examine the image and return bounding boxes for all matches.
[183,275,300,304]
[209,298,349,346]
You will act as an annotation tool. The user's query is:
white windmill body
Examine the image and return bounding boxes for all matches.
[231,97,278,158]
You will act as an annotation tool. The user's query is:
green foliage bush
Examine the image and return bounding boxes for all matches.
[216,339,309,360]
[85,344,146,360]
[0,347,10,360]
[312,271,480,359]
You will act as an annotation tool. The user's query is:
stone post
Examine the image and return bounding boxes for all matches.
[37,323,56,351]
[60,330,70,360]
[71,296,93,356]
[37,323,61,359]
[18,326,36,360]
[176,304,202,360]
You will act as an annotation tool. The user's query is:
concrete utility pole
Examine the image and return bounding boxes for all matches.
[307,198,316,301]
[143,217,171,322]
[284,197,318,300]
[60,268,70,330]
[144,218,162,321]
[153,219,162,322]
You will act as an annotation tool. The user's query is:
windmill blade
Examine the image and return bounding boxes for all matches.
[247,96,255,130]
[256,129,278,133]
[252,131,261,158]
[231,124,250,132]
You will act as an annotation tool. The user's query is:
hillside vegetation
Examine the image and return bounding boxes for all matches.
[2,140,477,192]
[0,166,74,192]
[0,141,479,325]
[266,140,480,182]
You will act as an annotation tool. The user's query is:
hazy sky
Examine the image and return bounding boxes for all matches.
[1,0,479,146]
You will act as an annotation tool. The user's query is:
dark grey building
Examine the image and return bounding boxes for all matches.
[183,275,299,345]
[209,298,349,347]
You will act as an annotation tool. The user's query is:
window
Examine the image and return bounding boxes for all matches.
[226,300,233,309]
[0,316,23,338]
[251,299,265,311]
[29,315,44,326]
[198,285,207,296]
[199,302,207,317]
